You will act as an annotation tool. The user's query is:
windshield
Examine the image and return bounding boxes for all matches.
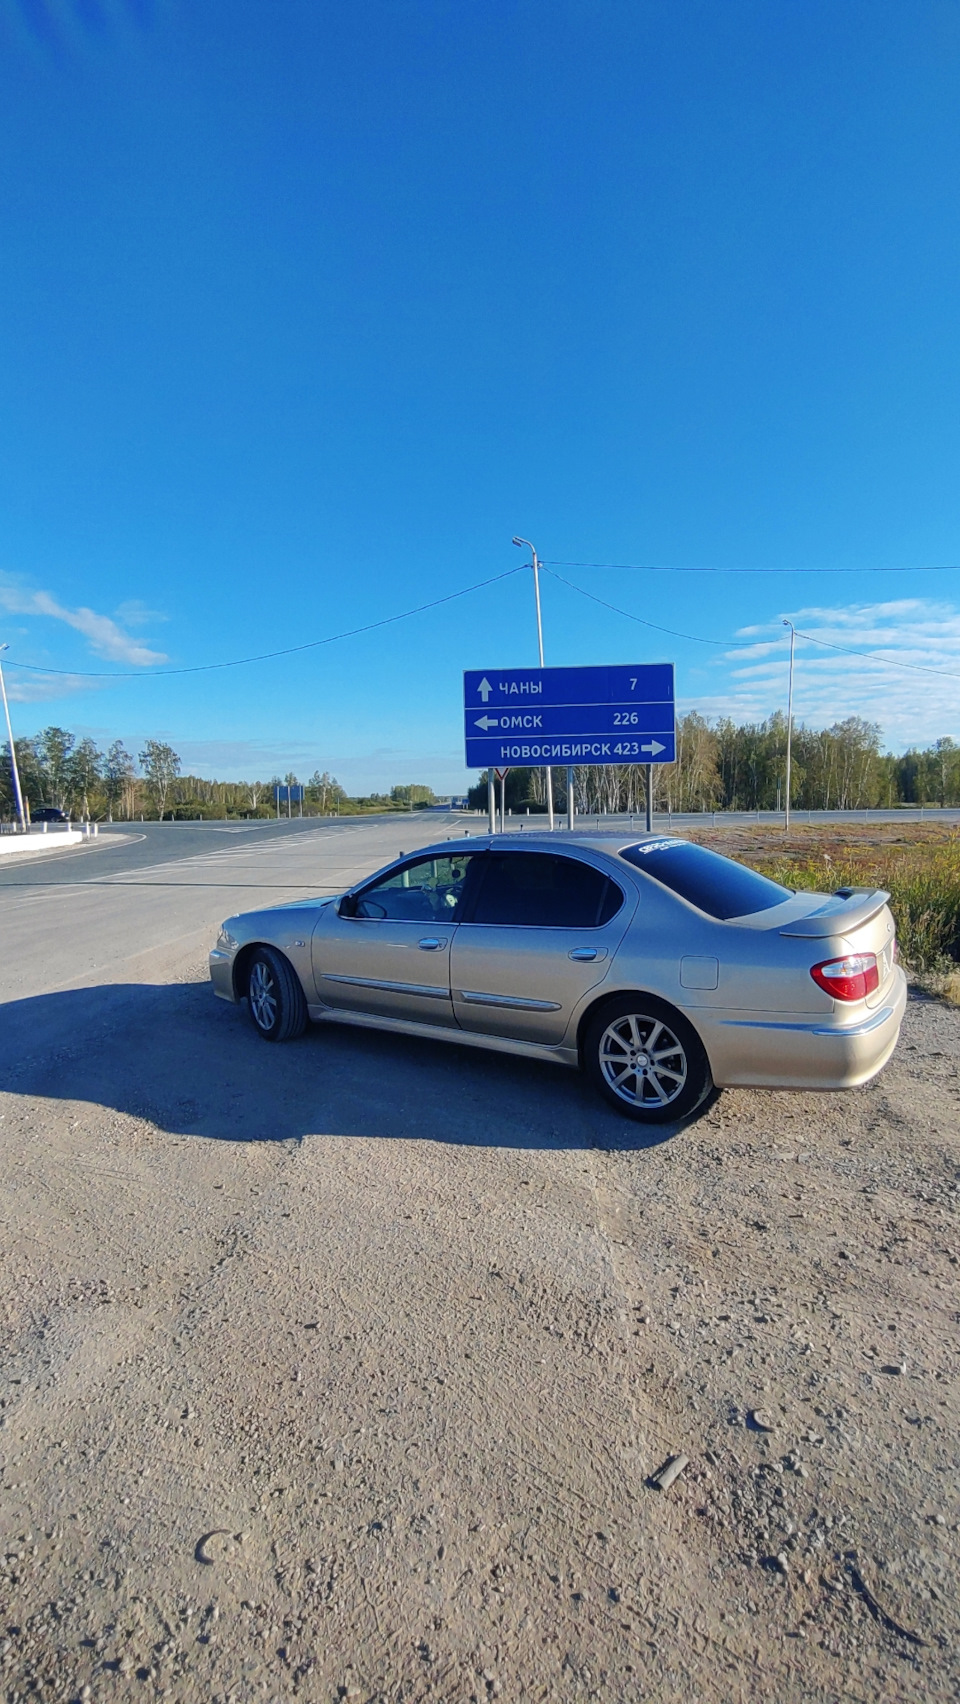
[619,839,791,920]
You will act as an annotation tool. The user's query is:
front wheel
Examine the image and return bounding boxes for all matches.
[584,996,712,1123]
[246,947,308,1042]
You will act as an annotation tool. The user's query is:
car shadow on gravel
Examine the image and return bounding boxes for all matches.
[0,981,692,1153]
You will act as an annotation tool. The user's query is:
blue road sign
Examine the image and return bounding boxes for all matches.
[274,784,305,803]
[464,664,675,769]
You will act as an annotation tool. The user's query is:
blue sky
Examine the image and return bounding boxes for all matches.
[2,0,959,791]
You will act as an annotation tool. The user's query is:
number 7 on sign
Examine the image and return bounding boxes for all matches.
[630,678,637,690]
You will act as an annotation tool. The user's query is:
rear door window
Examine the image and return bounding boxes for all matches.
[469,853,622,928]
[619,840,790,920]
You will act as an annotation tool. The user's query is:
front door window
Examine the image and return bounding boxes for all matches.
[355,853,474,921]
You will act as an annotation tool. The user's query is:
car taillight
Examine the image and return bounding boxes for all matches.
[810,953,880,1001]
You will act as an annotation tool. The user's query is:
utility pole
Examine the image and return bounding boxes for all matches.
[783,619,795,831]
[0,645,27,831]
[512,537,555,830]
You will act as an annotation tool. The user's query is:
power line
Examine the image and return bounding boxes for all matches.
[791,629,960,681]
[2,567,526,680]
[542,568,728,645]
[544,559,960,574]
[544,567,960,682]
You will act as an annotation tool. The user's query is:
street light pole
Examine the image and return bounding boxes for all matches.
[0,645,27,831]
[783,620,795,831]
[512,536,555,830]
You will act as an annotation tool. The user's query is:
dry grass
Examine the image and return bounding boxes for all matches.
[689,821,960,974]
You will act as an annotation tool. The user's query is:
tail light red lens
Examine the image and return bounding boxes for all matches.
[810,953,880,1002]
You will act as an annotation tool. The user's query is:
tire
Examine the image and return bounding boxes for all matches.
[584,994,713,1123]
[245,946,308,1042]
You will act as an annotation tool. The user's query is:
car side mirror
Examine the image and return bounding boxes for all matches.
[338,893,358,918]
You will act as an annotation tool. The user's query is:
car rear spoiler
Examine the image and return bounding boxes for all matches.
[779,889,890,939]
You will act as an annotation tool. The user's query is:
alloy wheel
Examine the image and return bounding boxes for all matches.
[249,960,278,1031]
[597,1012,688,1110]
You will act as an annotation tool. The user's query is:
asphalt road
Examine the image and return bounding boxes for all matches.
[0,815,480,1036]
[0,812,469,890]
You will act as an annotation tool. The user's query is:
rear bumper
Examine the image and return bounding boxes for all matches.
[701,966,907,1090]
[209,949,238,1003]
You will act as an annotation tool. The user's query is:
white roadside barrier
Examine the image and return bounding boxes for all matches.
[0,828,85,859]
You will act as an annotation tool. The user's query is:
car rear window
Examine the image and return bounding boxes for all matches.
[619,840,791,920]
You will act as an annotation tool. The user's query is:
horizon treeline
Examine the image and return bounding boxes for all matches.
[3,713,960,822]
[0,726,438,820]
[469,712,960,814]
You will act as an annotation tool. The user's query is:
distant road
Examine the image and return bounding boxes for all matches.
[0,812,473,891]
[2,804,956,896]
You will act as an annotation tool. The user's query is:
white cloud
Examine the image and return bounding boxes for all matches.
[2,670,102,705]
[682,598,960,749]
[0,578,168,666]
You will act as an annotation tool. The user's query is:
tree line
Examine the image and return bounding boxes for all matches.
[0,727,354,820]
[468,713,960,814]
[4,714,959,823]
[0,727,448,821]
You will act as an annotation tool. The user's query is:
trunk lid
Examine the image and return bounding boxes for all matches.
[779,889,897,1010]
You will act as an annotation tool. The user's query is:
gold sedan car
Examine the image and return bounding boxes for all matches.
[209,834,906,1123]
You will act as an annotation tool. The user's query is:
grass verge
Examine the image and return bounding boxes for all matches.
[756,842,960,973]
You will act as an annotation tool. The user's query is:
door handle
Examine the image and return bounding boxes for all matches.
[568,947,606,962]
[418,938,446,951]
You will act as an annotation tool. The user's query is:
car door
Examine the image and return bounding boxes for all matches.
[450,850,634,1045]
[311,850,477,1027]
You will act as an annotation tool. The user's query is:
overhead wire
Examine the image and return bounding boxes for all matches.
[543,559,960,575]
[5,556,960,689]
[542,566,960,682]
[1,566,527,680]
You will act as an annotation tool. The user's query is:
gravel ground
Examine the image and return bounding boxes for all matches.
[1,939,958,1702]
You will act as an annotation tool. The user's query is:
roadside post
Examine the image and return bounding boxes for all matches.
[464,666,675,828]
[274,783,304,820]
[0,644,26,832]
[495,766,510,833]
[487,771,496,835]
[511,537,555,830]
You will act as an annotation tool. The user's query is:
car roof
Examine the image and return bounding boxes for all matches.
[403,832,685,859]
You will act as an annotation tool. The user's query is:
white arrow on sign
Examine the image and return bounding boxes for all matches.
[477,676,493,702]
[641,739,666,756]
[474,715,499,730]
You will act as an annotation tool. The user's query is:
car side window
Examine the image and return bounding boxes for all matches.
[469,853,622,929]
[354,854,476,922]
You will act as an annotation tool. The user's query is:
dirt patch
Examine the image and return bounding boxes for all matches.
[686,817,960,862]
[1,968,959,1702]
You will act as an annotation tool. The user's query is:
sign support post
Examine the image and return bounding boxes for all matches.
[512,537,554,831]
[645,764,653,833]
[566,765,575,832]
[487,771,496,835]
[499,770,507,833]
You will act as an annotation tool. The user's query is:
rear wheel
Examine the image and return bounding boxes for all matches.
[246,947,308,1042]
[584,995,712,1123]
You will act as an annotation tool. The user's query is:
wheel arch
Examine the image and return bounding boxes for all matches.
[575,987,710,1070]
[232,940,276,1000]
